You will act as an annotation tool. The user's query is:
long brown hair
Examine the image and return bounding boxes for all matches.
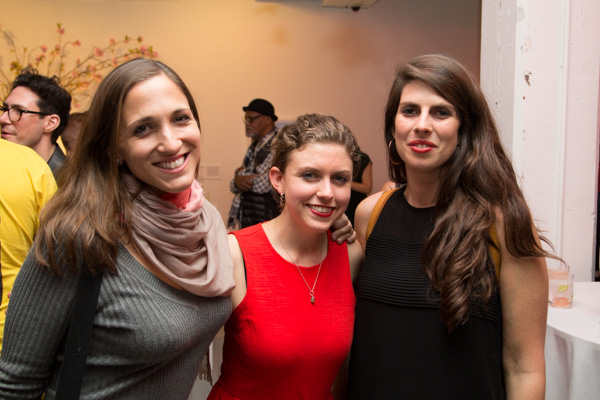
[36,58,201,275]
[384,54,556,331]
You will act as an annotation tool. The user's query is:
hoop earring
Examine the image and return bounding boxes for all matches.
[388,139,402,166]
[279,192,285,207]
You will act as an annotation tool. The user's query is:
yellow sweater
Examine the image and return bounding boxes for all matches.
[0,139,56,351]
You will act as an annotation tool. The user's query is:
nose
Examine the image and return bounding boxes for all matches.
[0,109,11,125]
[316,180,334,201]
[157,126,181,154]
[413,112,433,134]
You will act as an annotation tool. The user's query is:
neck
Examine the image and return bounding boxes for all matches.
[160,186,192,209]
[267,215,327,266]
[33,141,56,162]
[404,173,440,208]
[255,125,275,142]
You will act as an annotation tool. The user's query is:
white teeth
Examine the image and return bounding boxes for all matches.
[310,205,331,213]
[157,156,184,169]
[415,144,430,148]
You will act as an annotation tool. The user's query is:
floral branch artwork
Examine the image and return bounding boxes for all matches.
[0,23,158,108]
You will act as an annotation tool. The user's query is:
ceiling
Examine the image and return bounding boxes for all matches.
[255,0,380,10]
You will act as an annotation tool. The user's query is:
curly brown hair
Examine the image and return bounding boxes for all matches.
[271,113,360,177]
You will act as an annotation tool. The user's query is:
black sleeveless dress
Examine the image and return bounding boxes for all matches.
[348,188,505,399]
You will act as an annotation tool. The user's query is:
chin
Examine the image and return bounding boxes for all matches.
[154,178,196,195]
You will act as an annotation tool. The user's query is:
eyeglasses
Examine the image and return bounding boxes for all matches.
[243,114,264,123]
[0,105,50,122]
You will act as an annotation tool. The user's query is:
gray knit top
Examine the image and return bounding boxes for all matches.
[0,242,232,399]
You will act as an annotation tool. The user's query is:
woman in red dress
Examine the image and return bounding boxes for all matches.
[208,114,363,400]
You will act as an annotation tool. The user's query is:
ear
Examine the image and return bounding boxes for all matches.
[269,166,284,195]
[43,114,60,133]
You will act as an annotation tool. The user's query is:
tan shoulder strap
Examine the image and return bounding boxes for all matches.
[366,190,501,282]
[366,188,399,240]
[489,223,501,282]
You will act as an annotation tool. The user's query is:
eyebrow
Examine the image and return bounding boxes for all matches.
[3,102,26,109]
[399,101,456,113]
[124,116,153,131]
[399,100,454,108]
[124,108,191,130]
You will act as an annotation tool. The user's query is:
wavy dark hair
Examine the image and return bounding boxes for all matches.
[384,54,557,331]
[36,58,200,275]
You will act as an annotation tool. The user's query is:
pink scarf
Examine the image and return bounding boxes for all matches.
[122,174,234,297]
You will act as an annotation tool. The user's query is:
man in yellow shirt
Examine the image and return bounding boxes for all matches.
[0,138,57,351]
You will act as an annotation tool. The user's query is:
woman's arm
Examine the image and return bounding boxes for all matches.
[0,246,77,398]
[496,211,548,400]
[347,241,364,282]
[332,193,380,399]
[353,192,384,250]
[228,234,247,310]
[350,162,373,195]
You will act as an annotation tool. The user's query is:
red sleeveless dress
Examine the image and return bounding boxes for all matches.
[207,224,355,400]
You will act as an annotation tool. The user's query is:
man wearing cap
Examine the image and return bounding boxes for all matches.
[227,98,280,229]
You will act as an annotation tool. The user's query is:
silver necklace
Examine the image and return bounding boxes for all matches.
[277,228,325,304]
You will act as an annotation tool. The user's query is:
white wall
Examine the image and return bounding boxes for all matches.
[0,0,481,221]
[481,0,600,281]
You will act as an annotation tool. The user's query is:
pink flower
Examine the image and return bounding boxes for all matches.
[74,40,81,47]
[55,44,61,51]
[152,51,158,58]
[41,45,47,53]
[109,38,115,45]
[93,47,103,57]
[112,57,118,66]
[57,27,65,34]
[71,71,78,78]
[139,45,147,55]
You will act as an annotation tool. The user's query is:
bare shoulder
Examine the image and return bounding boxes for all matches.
[354,191,385,248]
[228,234,243,263]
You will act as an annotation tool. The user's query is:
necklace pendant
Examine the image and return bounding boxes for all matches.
[310,295,315,304]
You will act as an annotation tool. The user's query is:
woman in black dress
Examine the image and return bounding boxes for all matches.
[348,54,557,400]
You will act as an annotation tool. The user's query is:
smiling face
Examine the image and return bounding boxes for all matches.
[394,80,460,181]
[270,142,353,233]
[118,74,201,196]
